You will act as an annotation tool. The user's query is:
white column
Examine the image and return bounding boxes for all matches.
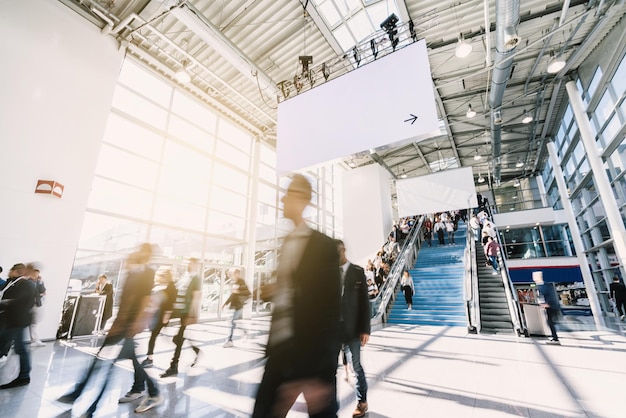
[536,174,549,207]
[0,0,124,340]
[243,136,261,318]
[566,81,626,272]
[342,164,393,266]
[547,142,604,326]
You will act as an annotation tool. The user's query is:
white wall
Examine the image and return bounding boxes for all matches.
[342,164,393,266]
[0,0,124,340]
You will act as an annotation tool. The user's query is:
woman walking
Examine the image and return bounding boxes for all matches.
[400,270,414,310]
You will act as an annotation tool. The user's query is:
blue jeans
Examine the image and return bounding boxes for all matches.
[546,308,559,341]
[1,327,30,379]
[126,338,159,396]
[488,255,499,272]
[343,339,367,402]
[227,308,243,341]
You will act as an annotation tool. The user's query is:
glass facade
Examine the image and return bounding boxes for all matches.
[543,49,626,317]
[68,58,343,320]
[500,225,574,260]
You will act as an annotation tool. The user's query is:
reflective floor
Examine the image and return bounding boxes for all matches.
[1,316,625,417]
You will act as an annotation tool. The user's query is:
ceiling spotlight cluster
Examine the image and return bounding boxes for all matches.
[276,15,428,102]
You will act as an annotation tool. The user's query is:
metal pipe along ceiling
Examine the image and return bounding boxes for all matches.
[490,0,521,182]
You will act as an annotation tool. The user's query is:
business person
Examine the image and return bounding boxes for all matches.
[252,174,341,418]
[336,240,371,418]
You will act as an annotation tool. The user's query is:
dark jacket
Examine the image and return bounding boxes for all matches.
[539,283,560,312]
[0,277,36,327]
[267,229,341,380]
[610,281,626,301]
[98,282,114,321]
[340,263,371,342]
[224,279,251,310]
[111,266,154,337]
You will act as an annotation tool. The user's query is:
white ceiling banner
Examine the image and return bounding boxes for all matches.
[396,167,478,217]
[276,39,439,175]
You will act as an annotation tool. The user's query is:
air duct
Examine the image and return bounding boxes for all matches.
[489,0,520,182]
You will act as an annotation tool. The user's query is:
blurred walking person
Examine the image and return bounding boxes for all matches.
[252,174,341,418]
[336,240,371,418]
[0,263,36,389]
[222,269,251,348]
[58,245,162,415]
[160,258,202,377]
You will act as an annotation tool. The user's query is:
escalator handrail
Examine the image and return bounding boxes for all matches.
[464,221,481,332]
[371,216,424,325]
[494,234,528,335]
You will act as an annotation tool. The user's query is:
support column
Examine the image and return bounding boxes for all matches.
[547,141,604,327]
[536,174,549,207]
[0,1,124,340]
[566,81,626,272]
[243,136,261,318]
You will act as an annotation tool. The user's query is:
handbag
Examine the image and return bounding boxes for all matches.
[485,258,492,267]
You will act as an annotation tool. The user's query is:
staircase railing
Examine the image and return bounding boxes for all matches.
[370,216,424,330]
[464,223,480,333]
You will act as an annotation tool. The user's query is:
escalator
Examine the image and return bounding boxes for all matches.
[475,248,515,334]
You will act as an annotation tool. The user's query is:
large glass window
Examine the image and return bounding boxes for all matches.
[102,113,164,161]
[588,66,603,99]
[612,55,626,96]
[501,225,573,260]
[69,57,344,324]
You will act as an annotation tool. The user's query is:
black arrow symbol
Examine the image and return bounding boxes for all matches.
[404,114,418,125]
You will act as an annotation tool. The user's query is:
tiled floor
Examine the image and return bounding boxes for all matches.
[1,317,626,417]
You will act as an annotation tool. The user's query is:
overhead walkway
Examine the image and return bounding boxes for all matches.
[387,222,467,326]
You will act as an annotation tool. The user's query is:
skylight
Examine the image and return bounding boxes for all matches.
[311,0,402,52]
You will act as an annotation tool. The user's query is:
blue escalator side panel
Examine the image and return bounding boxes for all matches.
[387,222,467,326]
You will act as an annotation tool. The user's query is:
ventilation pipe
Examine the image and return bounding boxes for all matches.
[489,0,521,182]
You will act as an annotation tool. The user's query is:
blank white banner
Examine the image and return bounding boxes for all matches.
[277,40,439,174]
[396,167,478,217]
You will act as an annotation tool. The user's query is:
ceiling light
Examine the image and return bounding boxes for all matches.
[175,67,191,84]
[522,110,533,124]
[466,104,476,118]
[547,53,566,74]
[514,179,521,187]
[400,170,407,179]
[348,159,356,168]
[515,159,524,168]
[455,35,472,58]
[474,149,482,161]
[477,173,485,183]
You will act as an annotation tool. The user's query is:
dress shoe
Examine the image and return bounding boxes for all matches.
[0,377,30,389]
[57,392,79,404]
[160,366,178,378]
[352,401,368,417]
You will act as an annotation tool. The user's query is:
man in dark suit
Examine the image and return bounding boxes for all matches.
[336,240,371,418]
[253,174,341,418]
